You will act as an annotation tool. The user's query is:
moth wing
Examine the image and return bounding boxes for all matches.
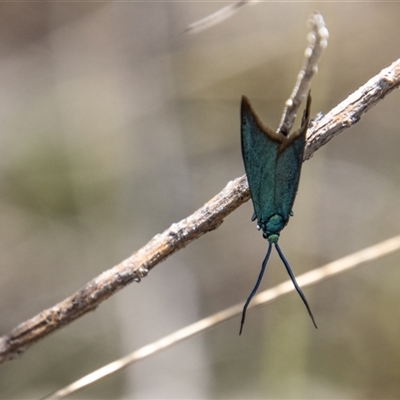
[275,94,310,222]
[274,133,306,223]
[241,96,282,224]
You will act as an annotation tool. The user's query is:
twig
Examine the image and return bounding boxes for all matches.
[185,7,329,136]
[278,12,329,136]
[45,235,400,399]
[1,56,400,368]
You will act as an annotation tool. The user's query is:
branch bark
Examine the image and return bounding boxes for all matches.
[1,58,399,365]
[305,58,400,159]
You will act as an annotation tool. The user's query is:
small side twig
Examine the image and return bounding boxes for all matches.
[186,7,329,137]
[278,12,329,136]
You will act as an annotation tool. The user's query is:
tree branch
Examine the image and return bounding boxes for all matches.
[304,58,400,160]
[0,176,249,364]
[1,55,399,366]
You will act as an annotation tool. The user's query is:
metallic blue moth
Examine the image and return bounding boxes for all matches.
[240,93,316,334]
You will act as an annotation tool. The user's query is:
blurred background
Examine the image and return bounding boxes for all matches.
[1,2,400,399]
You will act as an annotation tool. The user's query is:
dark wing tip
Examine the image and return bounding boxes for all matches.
[241,95,252,114]
[302,91,312,128]
[241,96,283,143]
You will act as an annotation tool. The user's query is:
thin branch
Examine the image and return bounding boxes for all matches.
[1,62,400,367]
[278,12,329,135]
[45,235,400,400]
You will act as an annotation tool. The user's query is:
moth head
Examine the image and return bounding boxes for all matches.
[266,233,279,243]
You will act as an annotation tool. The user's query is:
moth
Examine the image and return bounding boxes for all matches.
[240,93,316,334]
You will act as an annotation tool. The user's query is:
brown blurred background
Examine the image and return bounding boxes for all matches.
[1,3,400,399]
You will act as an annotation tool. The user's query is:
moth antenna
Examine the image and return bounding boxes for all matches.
[240,243,272,335]
[275,243,318,329]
